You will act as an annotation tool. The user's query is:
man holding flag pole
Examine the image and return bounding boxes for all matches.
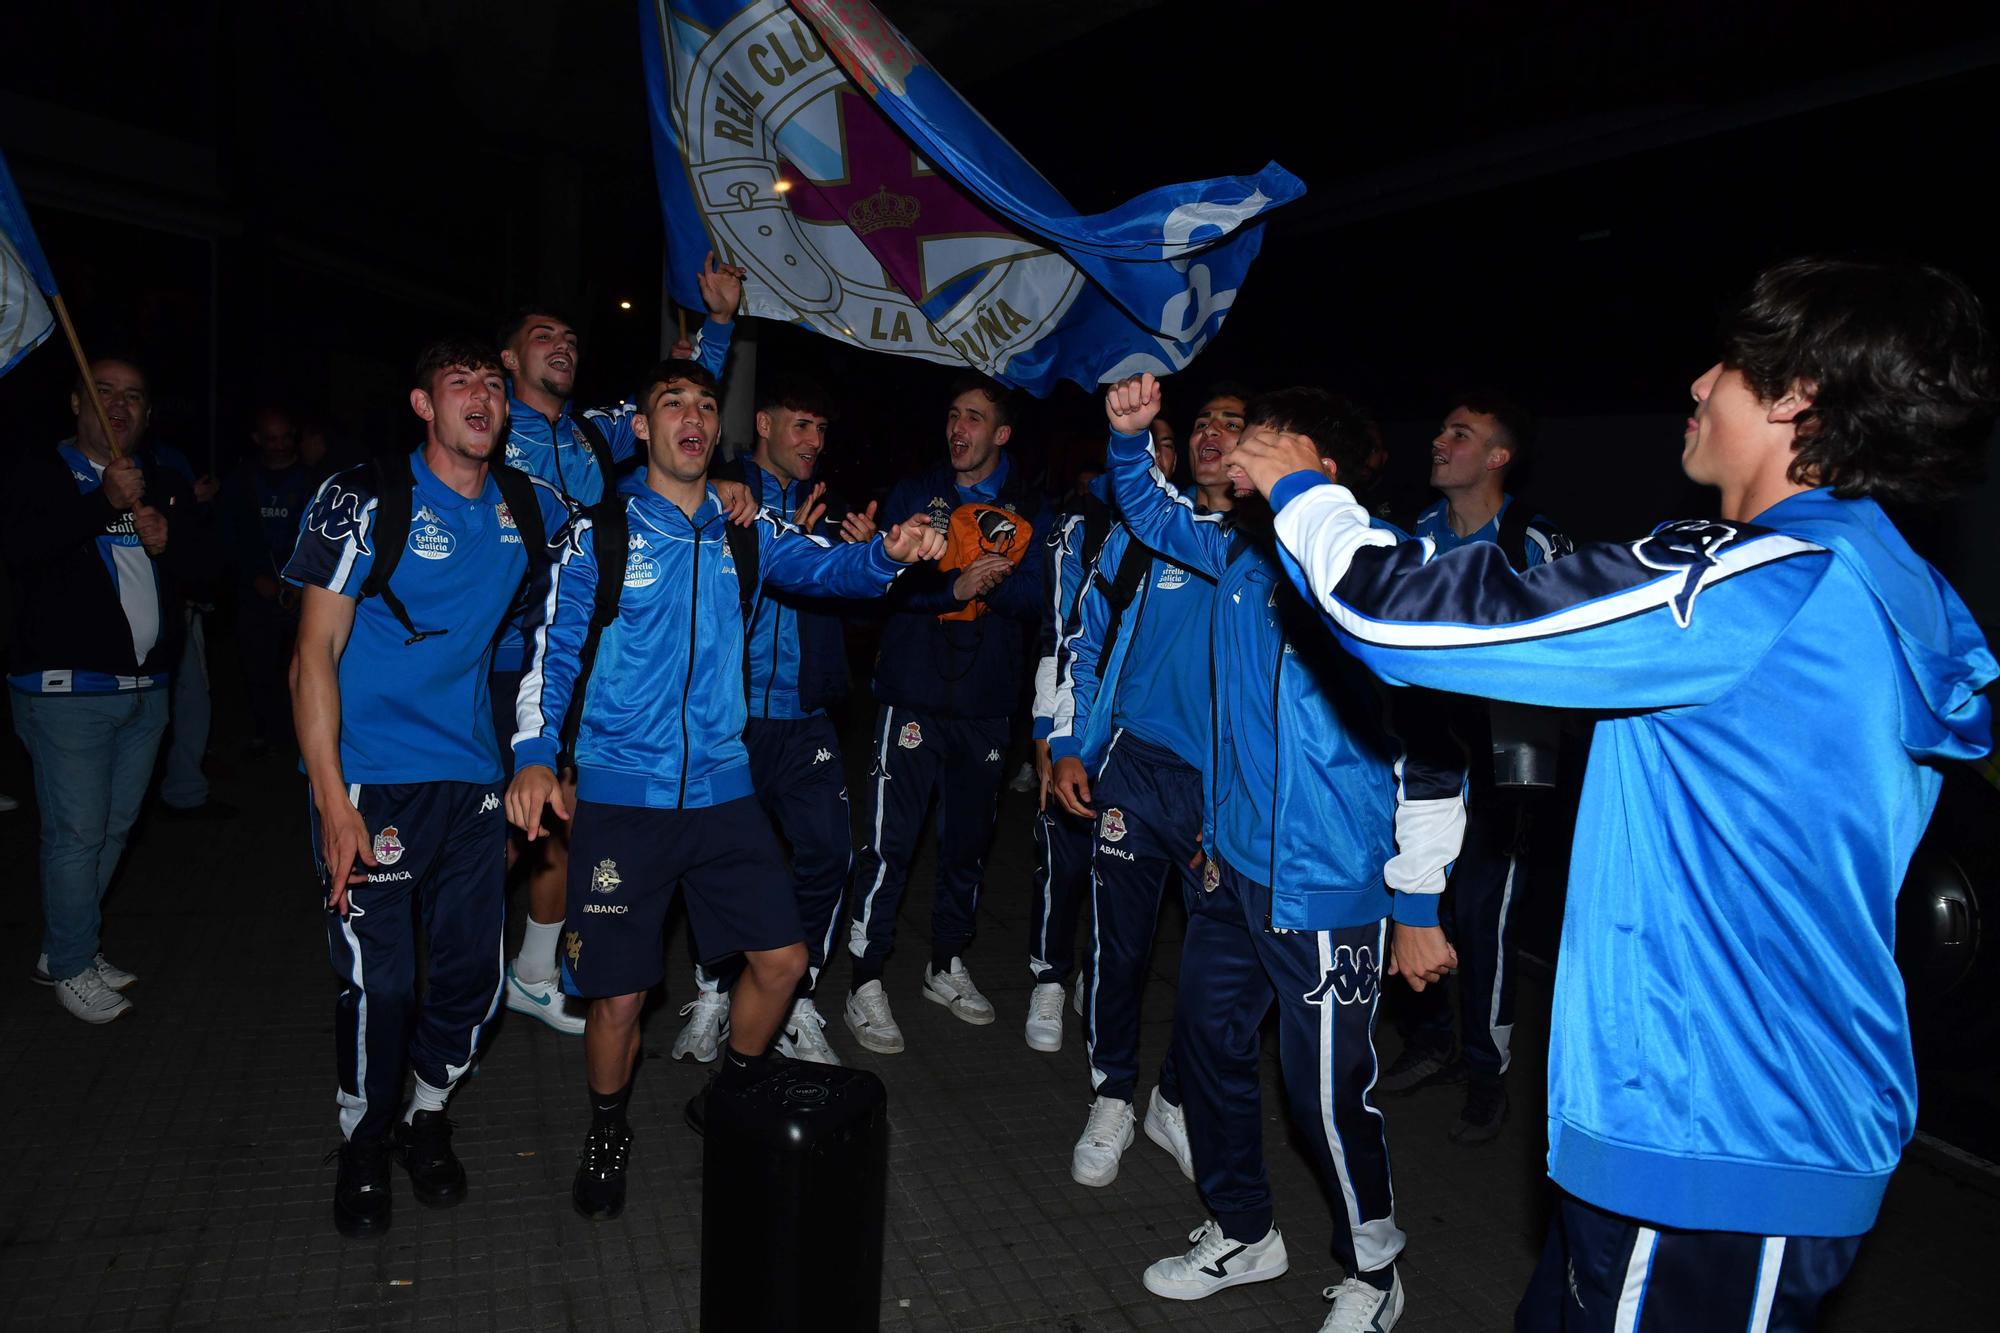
[2,149,200,1023]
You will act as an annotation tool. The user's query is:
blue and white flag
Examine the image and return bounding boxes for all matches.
[640,0,1303,395]
[0,148,57,378]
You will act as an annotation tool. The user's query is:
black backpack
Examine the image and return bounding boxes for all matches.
[1088,528,1156,663]
[357,452,549,645]
[556,490,761,771]
[568,412,619,497]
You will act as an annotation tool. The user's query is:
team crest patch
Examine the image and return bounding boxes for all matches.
[1099,808,1127,842]
[898,721,923,749]
[373,826,405,865]
[591,859,621,894]
[497,503,517,529]
[1202,858,1219,893]
[564,931,583,972]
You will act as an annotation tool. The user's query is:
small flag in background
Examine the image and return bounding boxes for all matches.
[640,0,1303,395]
[0,147,57,378]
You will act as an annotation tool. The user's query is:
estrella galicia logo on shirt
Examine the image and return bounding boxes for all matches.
[926,496,952,531]
[1155,565,1190,591]
[372,826,405,865]
[1304,945,1379,1007]
[1632,519,1741,627]
[624,532,660,588]
[408,505,455,561]
[305,484,371,554]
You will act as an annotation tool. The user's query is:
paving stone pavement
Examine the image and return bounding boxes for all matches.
[2,703,1996,1331]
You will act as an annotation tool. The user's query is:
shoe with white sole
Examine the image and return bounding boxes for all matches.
[1144,1086,1195,1182]
[776,997,842,1066]
[1320,1270,1405,1332]
[1024,982,1065,1051]
[671,987,730,1062]
[1142,1219,1288,1300]
[921,957,994,1025]
[33,952,136,990]
[1071,1095,1136,1187]
[503,962,586,1036]
[55,968,132,1024]
[844,980,905,1054]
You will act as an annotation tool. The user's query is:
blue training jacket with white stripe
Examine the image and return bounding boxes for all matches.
[1268,469,1997,1238]
[513,471,908,810]
[1104,429,1464,931]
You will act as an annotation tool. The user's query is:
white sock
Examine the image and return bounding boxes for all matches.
[404,1077,449,1123]
[514,916,563,986]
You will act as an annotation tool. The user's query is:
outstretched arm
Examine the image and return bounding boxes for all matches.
[758,508,941,598]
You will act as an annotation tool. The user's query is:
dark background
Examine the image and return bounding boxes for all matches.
[5,0,2000,1146]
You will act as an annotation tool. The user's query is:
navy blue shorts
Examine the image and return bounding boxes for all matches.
[560,796,802,999]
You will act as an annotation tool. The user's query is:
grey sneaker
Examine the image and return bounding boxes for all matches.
[34,952,136,990]
[1377,1043,1460,1095]
[921,957,994,1024]
[55,968,132,1024]
[844,980,905,1054]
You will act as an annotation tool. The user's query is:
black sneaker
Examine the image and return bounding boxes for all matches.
[332,1137,393,1238]
[1378,1043,1462,1095]
[1450,1073,1509,1144]
[572,1122,633,1220]
[393,1110,466,1207]
[684,1087,708,1138]
[157,798,240,821]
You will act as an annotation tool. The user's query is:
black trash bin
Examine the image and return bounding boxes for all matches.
[700,1062,888,1331]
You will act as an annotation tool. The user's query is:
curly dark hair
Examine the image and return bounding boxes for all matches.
[1244,387,1375,484]
[1720,257,1999,503]
[413,338,503,392]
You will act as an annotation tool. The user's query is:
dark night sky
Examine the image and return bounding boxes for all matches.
[5,0,2000,557]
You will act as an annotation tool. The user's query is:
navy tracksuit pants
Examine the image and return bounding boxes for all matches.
[1082,732,1192,1105]
[314,780,506,1143]
[1027,804,1093,986]
[1398,791,1525,1075]
[747,714,852,986]
[847,705,1008,980]
[1178,855,1403,1277]
[1516,1191,1862,1332]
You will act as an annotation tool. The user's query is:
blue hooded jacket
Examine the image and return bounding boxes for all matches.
[1271,473,1997,1237]
[514,470,907,809]
[727,453,851,718]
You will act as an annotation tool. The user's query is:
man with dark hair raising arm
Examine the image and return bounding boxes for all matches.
[1229,257,1999,1330]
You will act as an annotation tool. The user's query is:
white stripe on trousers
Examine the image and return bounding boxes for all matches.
[1489,854,1518,1072]
[335,782,369,1139]
[1314,921,1403,1272]
[848,707,897,956]
[1614,1227,1658,1332]
[1746,1236,1786,1333]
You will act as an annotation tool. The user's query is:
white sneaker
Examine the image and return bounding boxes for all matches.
[0,791,19,812]
[33,952,136,991]
[921,957,994,1025]
[1141,1219,1288,1301]
[776,997,842,1066]
[1320,1271,1405,1332]
[1144,1086,1195,1182]
[1070,1096,1136,1187]
[1025,982,1065,1051]
[844,980,905,1054]
[504,961,586,1036]
[671,987,730,1062]
[55,968,132,1025]
[1008,761,1036,792]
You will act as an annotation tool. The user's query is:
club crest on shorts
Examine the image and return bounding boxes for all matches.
[372,826,405,865]
[1099,808,1127,842]
[591,859,621,894]
[1202,857,1219,893]
[898,720,923,749]
[564,930,583,972]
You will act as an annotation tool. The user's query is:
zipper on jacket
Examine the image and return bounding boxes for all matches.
[764,478,788,718]
[677,519,703,807]
[1266,618,1285,929]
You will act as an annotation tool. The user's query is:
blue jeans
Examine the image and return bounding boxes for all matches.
[160,610,211,809]
[11,689,169,979]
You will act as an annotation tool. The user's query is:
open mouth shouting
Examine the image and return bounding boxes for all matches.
[464,408,494,436]
[676,427,710,460]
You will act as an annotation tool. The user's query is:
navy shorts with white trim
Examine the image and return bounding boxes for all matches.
[560,796,801,999]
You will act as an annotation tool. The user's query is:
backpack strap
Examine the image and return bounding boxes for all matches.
[557,497,630,773]
[488,462,549,562]
[356,452,443,646]
[569,411,618,495]
[1495,494,1534,574]
[1078,491,1114,570]
[1093,530,1156,660]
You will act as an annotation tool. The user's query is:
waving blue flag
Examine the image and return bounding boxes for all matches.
[0,148,58,378]
[641,0,1302,395]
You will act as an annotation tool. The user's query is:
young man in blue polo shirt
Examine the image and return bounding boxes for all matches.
[1230,257,1999,1330]
[506,356,943,1221]
[288,339,575,1239]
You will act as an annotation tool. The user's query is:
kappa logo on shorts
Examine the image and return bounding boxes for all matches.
[564,930,583,972]
[812,748,833,765]
[1304,944,1379,1007]
[591,859,621,894]
[985,749,1001,762]
[1099,808,1127,842]
[898,721,923,749]
[479,792,499,813]
[372,826,405,865]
